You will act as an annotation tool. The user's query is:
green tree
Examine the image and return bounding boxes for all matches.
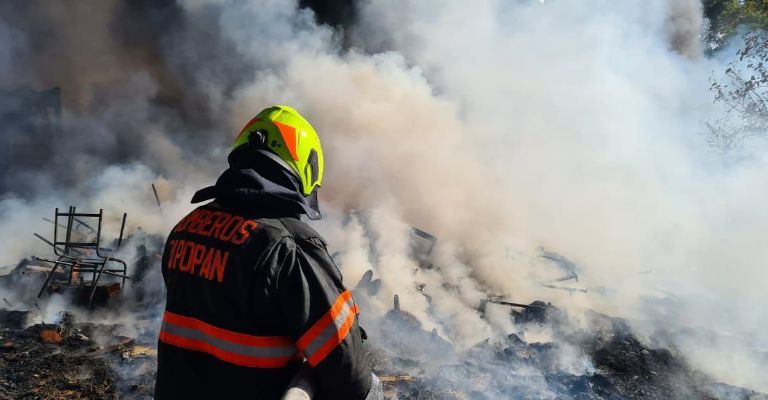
[709,31,768,150]
[704,0,768,48]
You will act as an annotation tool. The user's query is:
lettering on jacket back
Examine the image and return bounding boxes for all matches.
[165,208,259,283]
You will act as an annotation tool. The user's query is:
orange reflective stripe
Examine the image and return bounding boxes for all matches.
[159,311,299,368]
[163,311,291,347]
[237,117,261,137]
[296,290,353,350]
[296,290,360,366]
[272,120,299,161]
[306,303,358,366]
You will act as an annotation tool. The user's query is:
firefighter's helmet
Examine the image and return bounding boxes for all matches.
[233,105,324,196]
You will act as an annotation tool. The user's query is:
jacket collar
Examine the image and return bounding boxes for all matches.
[191,150,321,220]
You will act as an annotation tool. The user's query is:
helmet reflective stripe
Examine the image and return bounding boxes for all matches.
[232,105,324,196]
[272,120,299,161]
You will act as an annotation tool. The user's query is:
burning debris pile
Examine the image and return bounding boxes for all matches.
[0,208,765,399]
[349,236,768,399]
[0,310,156,400]
[0,205,164,399]
[369,298,768,400]
[1,297,766,400]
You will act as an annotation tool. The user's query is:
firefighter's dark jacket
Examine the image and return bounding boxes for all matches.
[155,150,372,399]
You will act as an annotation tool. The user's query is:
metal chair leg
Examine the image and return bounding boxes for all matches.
[115,259,128,288]
[37,256,64,298]
[88,260,107,308]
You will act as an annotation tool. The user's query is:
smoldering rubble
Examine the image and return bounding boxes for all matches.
[368,298,768,400]
[1,210,767,400]
[0,311,157,400]
[1,270,766,400]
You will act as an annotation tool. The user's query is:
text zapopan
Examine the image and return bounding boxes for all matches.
[166,209,258,283]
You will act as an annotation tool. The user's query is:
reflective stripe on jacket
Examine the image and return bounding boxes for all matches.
[159,310,299,368]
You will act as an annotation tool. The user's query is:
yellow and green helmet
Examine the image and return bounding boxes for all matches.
[232,105,324,196]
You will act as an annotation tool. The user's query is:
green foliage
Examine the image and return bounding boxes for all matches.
[705,0,768,47]
[709,31,768,150]
[706,2,768,150]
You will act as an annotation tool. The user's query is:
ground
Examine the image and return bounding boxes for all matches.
[0,305,766,400]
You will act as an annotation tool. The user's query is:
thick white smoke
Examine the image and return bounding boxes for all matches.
[224,0,767,389]
[1,0,767,393]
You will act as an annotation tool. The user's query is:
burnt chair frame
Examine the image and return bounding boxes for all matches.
[36,206,129,307]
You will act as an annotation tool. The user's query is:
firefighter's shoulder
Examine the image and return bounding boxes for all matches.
[275,217,326,247]
[276,217,344,288]
[245,217,298,244]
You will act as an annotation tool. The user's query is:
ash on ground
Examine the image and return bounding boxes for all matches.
[368,302,768,400]
[1,256,766,399]
[0,310,156,400]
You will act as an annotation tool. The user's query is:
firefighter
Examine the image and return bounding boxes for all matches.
[155,105,377,399]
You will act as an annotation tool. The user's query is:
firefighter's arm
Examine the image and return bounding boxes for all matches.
[277,236,372,400]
